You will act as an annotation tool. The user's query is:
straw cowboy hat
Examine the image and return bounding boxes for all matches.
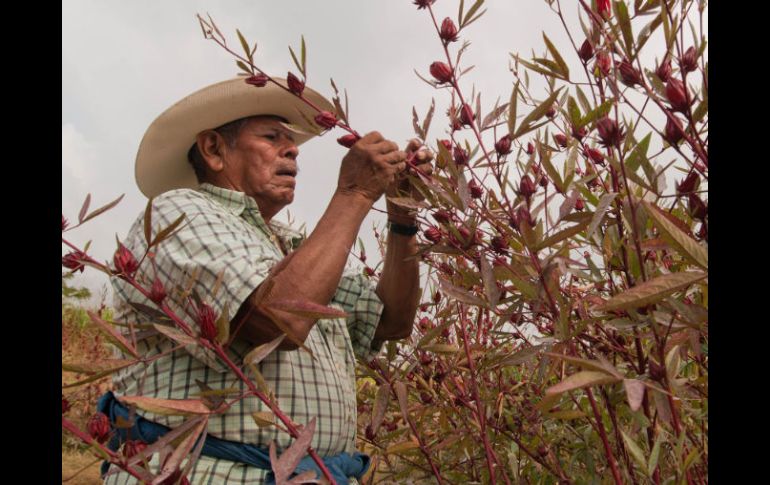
[135,77,334,198]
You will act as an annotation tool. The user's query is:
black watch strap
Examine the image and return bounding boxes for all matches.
[388,220,419,236]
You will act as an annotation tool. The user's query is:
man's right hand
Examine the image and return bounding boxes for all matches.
[337,131,407,202]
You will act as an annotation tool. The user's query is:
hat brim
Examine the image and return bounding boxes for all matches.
[135,77,335,198]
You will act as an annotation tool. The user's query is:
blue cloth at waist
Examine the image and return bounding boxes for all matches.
[97,391,370,485]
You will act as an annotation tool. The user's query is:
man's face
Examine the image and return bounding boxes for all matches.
[219,116,300,219]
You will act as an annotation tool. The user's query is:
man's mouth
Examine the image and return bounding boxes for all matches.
[276,168,298,178]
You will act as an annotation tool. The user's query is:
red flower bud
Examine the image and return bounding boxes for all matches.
[62,251,86,273]
[62,214,69,231]
[538,174,548,188]
[433,290,442,304]
[149,277,167,304]
[491,236,509,255]
[365,424,375,441]
[666,78,690,112]
[495,134,512,155]
[526,142,535,155]
[459,103,474,126]
[688,193,707,220]
[676,171,699,195]
[618,60,643,86]
[364,267,376,277]
[439,139,452,152]
[680,46,698,73]
[87,412,111,444]
[595,52,611,77]
[419,317,432,330]
[420,392,434,404]
[578,39,594,62]
[286,72,305,95]
[451,118,463,132]
[123,440,148,460]
[575,197,585,211]
[429,61,453,84]
[656,56,672,82]
[545,105,556,118]
[62,396,70,414]
[424,226,442,243]
[314,111,338,130]
[468,180,483,199]
[195,302,218,341]
[337,133,360,148]
[515,206,535,228]
[440,17,459,43]
[554,133,568,148]
[519,175,536,199]
[596,116,625,148]
[113,243,139,276]
[597,0,612,19]
[453,146,469,165]
[413,0,435,9]
[432,209,451,224]
[245,74,268,87]
[571,125,588,141]
[664,115,686,145]
[584,147,605,165]
[420,353,433,366]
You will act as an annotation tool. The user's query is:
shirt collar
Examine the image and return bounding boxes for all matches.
[197,183,305,249]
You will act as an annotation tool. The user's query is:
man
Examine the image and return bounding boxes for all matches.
[101,77,432,484]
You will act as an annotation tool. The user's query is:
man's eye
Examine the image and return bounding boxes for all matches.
[262,133,277,140]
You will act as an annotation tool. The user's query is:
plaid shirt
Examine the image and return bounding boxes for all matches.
[104,184,384,484]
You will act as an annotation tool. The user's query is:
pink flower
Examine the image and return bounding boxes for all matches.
[195,302,218,341]
[468,180,483,199]
[424,226,442,243]
[113,243,139,276]
[245,74,268,87]
[87,412,111,444]
[149,277,167,304]
[62,251,86,273]
[597,0,611,19]
[666,78,690,112]
[337,134,360,148]
[440,17,459,43]
[578,39,593,62]
[495,135,512,155]
[429,61,453,84]
[314,111,338,130]
[286,72,305,95]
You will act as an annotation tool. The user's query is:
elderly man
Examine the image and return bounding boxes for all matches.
[100,78,432,484]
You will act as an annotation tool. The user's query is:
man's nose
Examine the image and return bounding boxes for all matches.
[282,141,299,160]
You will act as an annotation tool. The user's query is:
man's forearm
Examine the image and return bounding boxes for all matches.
[374,201,421,341]
[242,190,373,345]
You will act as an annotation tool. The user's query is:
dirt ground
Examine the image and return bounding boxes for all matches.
[62,450,103,485]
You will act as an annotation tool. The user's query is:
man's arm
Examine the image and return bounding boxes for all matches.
[372,201,421,342]
[233,132,407,350]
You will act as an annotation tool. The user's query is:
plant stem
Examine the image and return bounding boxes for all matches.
[586,388,625,485]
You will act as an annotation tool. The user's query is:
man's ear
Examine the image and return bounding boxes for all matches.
[195,130,228,173]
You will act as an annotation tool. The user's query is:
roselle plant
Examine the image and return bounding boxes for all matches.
[62,1,707,484]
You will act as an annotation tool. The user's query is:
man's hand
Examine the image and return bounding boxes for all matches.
[337,131,407,203]
[385,138,434,201]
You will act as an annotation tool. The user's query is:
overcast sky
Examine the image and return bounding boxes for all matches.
[62,1,703,304]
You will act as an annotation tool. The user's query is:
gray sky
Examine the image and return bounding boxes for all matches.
[62,1,701,303]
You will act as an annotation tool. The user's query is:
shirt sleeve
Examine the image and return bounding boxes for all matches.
[330,270,385,362]
[121,191,282,371]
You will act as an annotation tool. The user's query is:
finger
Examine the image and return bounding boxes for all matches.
[361,131,384,144]
[414,149,434,163]
[405,138,422,153]
[371,140,400,155]
[381,150,407,165]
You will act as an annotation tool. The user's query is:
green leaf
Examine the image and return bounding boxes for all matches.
[545,410,586,420]
[540,146,565,192]
[544,352,622,378]
[586,193,618,239]
[579,99,614,128]
[439,278,487,308]
[300,35,306,75]
[215,303,229,345]
[595,271,707,312]
[461,0,484,27]
[648,437,662,477]
[266,299,347,320]
[514,88,562,139]
[251,411,275,428]
[143,198,153,245]
[371,383,391,435]
[78,193,91,224]
[545,370,620,395]
[535,219,590,251]
[236,60,253,75]
[118,396,211,415]
[81,194,125,225]
[87,311,140,359]
[153,323,198,346]
[243,334,286,366]
[625,133,651,175]
[150,213,186,248]
[393,381,409,422]
[623,379,646,412]
[288,45,303,77]
[543,33,569,80]
[480,257,500,307]
[642,201,708,269]
[636,11,664,55]
[236,29,251,61]
[422,343,461,354]
[621,430,648,471]
[614,1,634,59]
[567,97,581,127]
